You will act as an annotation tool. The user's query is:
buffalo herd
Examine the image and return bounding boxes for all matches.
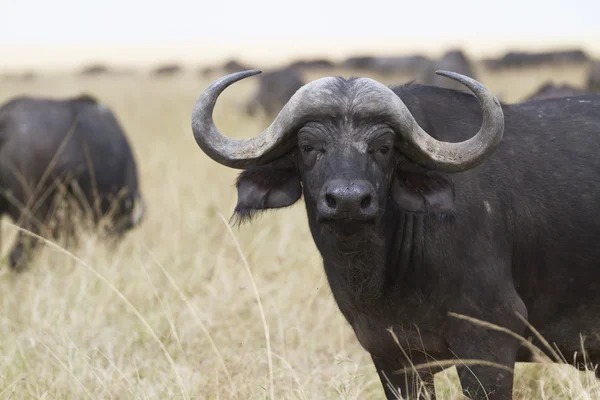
[2,47,600,399]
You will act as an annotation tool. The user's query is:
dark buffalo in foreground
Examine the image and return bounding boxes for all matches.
[524,81,589,100]
[191,70,600,399]
[484,49,589,70]
[588,61,600,92]
[420,50,476,91]
[245,68,305,117]
[0,95,145,270]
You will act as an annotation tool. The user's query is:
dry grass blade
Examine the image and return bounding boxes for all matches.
[219,213,275,400]
[39,341,94,400]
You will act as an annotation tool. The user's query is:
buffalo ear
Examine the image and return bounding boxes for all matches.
[233,156,302,224]
[391,170,455,213]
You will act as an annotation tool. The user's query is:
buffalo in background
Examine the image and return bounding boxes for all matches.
[0,94,145,270]
[245,67,305,117]
[420,49,477,91]
[79,64,135,77]
[152,64,183,77]
[80,64,110,76]
[524,82,590,100]
[200,59,255,78]
[286,58,334,71]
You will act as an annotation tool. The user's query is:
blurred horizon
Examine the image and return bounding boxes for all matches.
[3,0,599,71]
[3,37,600,72]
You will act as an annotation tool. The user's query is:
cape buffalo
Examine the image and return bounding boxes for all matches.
[245,68,305,117]
[191,70,600,399]
[0,94,145,270]
[525,82,589,101]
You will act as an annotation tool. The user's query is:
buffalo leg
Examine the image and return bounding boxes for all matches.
[371,354,437,399]
[445,291,527,399]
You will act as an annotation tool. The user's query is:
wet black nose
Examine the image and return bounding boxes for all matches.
[318,179,378,221]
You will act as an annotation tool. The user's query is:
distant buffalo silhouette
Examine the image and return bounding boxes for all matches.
[245,68,305,117]
[525,82,590,101]
[287,59,334,71]
[341,55,431,75]
[152,64,183,76]
[200,59,255,77]
[80,64,110,76]
[484,49,589,70]
[420,50,476,91]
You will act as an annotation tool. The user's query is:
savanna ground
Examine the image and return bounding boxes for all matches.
[0,60,598,399]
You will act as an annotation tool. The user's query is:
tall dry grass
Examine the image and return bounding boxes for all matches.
[0,64,597,399]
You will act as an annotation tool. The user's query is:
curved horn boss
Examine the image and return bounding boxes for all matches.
[191,70,504,172]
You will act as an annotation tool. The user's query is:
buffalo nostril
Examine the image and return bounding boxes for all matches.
[325,193,337,209]
[360,195,372,209]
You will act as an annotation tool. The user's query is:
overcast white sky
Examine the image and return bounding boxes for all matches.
[2,0,599,68]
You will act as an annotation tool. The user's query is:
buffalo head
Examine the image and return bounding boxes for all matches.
[191,70,504,236]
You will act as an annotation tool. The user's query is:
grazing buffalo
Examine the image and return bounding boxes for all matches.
[588,61,600,92]
[421,50,476,91]
[245,68,305,117]
[525,82,589,100]
[0,94,145,270]
[191,70,600,399]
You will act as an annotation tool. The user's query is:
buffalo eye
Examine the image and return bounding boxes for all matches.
[378,145,390,155]
[302,145,315,154]
[368,143,393,157]
[368,130,395,165]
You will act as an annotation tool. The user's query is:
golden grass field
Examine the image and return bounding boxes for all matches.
[0,61,598,399]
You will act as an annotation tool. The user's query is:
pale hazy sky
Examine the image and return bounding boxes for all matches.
[2,0,599,69]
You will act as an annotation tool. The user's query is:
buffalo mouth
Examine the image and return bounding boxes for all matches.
[318,216,377,236]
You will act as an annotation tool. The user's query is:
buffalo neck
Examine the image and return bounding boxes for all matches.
[306,202,424,314]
